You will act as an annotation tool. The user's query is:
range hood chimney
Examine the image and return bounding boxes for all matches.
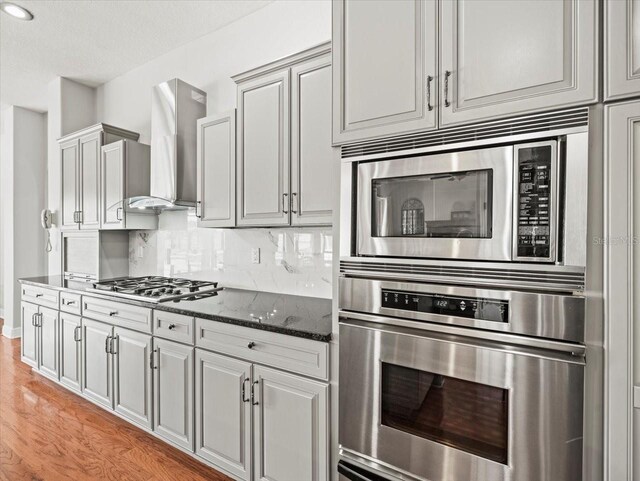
[128,79,206,210]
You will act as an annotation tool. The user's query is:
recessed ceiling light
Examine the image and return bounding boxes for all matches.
[0,2,34,21]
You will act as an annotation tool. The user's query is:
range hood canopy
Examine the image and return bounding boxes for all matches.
[127,78,206,210]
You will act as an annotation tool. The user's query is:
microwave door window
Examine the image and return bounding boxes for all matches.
[372,169,493,239]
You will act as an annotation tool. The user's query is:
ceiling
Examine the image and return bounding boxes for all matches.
[0,0,272,112]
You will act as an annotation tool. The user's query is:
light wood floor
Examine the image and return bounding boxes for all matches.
[0,319,232,481]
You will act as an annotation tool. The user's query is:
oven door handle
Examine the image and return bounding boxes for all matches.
[337,461,388,481]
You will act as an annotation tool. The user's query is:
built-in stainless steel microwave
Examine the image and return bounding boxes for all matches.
[353,137,587,265]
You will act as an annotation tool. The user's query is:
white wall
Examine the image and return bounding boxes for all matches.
[94,0,333,298]
[2,107,48,337]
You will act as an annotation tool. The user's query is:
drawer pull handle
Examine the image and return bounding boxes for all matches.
[168,324,177,330]
[35,294,43,298]
[65,300,76,306]
[247,342,256,349]
[109,311,118,317]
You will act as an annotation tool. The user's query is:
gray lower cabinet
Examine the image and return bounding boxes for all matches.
[332,0,437,143]
[605,0,640,100]
[21,301,59,380]
[113,327,153,429]
[21,302,39,369]
[59,312,82,392]
[82,318,113,409]
[195,349,252,480]
[153,338,194,451]
[253,365,329,481]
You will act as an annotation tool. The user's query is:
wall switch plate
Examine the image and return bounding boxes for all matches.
[251,248,261,264]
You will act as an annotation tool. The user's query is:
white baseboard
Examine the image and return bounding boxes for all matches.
[2,325,21,338]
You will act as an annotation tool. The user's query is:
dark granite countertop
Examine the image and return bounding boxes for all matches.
[19,276,333,342]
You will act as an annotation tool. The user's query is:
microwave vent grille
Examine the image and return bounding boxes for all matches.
[340,108,589,160]
[340,260,585,293]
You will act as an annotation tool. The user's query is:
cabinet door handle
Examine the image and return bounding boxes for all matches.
[73,211,77,223]
[282,193,289,214]
[150,349,158,370]
[31,313,36,327]
[73,325,81,342]
[195,201,202,219]
[291,193,298,214]
[77,210,82,224]
[105,335,111,354]
[426,75,434,111]
[251,380,260,406]
[37,313,43,327]
[116,207,123,221]
[444,70,451,107]
[110,335,118,355]
[242,378,251,403]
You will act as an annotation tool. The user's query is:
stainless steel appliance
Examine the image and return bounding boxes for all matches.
[87,276,222,303]
[338,108,602,481]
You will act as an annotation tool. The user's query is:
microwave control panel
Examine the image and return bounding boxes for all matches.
[516,144,554,260]
[381,289,508,323]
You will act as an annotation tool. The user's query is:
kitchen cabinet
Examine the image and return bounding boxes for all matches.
[253,365,329,481]
[153,338,194,451]
[291,54,334,225]
[332,0,437,143]
[100,139,157,230]
[605,0,640,101]
[113,327,153,429]
[605,100,640,481]
[195,350,251,480]
[81,318,113,409]
[20,301,59,381]
[439,0,597,126]
[234,43,333,227]
[196,110,237,228]
[59,123,139,231]
[59,312,82,392]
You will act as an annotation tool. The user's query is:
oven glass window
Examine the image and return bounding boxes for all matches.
[381,363,508,464]
[372,169,493,238]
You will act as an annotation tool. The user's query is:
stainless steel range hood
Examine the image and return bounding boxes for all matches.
[128,79,206,210]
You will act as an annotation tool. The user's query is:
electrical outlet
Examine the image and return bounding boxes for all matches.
[251,248,261,264]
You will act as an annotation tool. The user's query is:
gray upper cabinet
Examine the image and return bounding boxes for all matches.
[113,326,153,429]
[153,338,194,451]
[253,365,329,481]
[234,43,333,227]
[195,349,251,480]
[59,123,139,231]
[100,140,157,230]
[332,0,437,144]
[440,0,598,126]
[196,111,237,228]
[605,0,640,101]
[60,312,82,393]
[291,54,334,225]
[237,70,290,226]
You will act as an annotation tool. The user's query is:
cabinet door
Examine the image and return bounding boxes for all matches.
[60,313,82,392]
[605,100,640,481]
[332,0,437,144]
[21,302,39,368]
[60,139,79,230]
[237,70,290,226]
[195,350,251,480]
[253,366,329,481]
[291,55,333,226]
[38,307,59,380]
[605,0,640,100]
[79,132,102,229]
[440,0,597,126]
[101,141,125,229]
[82,318,113,409]
[113,327,152,429]
[153,338,194,451]
[197,111,236,228]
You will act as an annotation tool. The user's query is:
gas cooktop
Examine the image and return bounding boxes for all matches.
[87,276,222,303]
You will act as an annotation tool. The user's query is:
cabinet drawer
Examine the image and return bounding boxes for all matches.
[60,292,82,315]
[153,311,194,345]
[82,296,151,333]
[195,319,328,380]
[21,284,59,309]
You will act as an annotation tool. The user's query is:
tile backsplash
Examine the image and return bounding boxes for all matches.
[129,211,333,299]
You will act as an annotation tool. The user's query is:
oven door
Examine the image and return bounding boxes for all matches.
[339,320,584,481]
[357,146,513,261]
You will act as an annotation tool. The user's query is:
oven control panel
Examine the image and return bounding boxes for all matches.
[381,289,508,323]
[516,144,555,260]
